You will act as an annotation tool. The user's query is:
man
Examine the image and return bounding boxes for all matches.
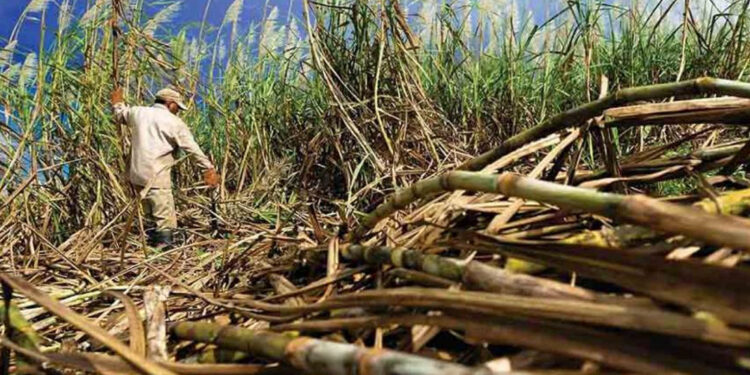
[111,87,220,248]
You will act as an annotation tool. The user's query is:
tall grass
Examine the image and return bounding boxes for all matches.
[1,0,750,245]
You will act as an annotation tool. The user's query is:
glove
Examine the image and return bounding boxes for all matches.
[203,168,220,188]
[111,87,124,105]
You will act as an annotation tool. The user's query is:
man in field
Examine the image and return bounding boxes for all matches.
[111,87,220,248]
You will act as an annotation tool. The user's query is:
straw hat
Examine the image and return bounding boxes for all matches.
[155,88,188,110]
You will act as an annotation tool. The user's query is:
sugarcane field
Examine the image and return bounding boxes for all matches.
[6,0,750,374]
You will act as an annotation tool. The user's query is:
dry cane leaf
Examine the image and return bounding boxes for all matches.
[104,290,147,357]
[0,273,176,375]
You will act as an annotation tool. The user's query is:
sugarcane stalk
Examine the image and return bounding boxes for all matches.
[462,235,750,327]
[247,287,750,346]
[342,244,594,300]
[270,313,737,375]
[227,285,750,345]
[694,142,748,161]
[198,348,249,364]
[563,187,750,248]
[110,0,127,163]
[386,268,455,287]
[506,187,750,272]
[605,107,750,128]
[459,78,750,172]
[171,322,490,375]
[354,172,750,251]
[719,140,750,175]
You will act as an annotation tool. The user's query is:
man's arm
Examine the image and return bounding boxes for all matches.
[174,122,214,171]
[173,122,220,187]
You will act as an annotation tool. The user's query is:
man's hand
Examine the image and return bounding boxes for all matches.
[111,87,124,105]
[203,168,220,188]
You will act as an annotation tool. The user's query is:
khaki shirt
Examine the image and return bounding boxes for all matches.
[113,103,214,189]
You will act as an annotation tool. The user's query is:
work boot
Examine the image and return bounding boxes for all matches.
[150,229,174,251]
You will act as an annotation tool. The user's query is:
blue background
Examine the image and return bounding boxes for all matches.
[1,0,304,55]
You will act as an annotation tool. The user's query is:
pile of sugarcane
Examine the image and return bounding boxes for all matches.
[6,0,750,373]
[5,78,750,375]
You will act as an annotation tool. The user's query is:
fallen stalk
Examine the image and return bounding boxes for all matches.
[505,187,750,272]
[354,172,750,252]
[605,106,750,128]
[341,244,595,300]
[562,187,750,248]
[229,287,750,346]
[459,77,750,172]
[269,313,743,375]
[459,236,750,327]
[171,321,492,375]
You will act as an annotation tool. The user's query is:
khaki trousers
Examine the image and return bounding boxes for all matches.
[136,186,177,230]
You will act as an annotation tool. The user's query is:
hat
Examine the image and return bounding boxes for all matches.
[155,88,188,110]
